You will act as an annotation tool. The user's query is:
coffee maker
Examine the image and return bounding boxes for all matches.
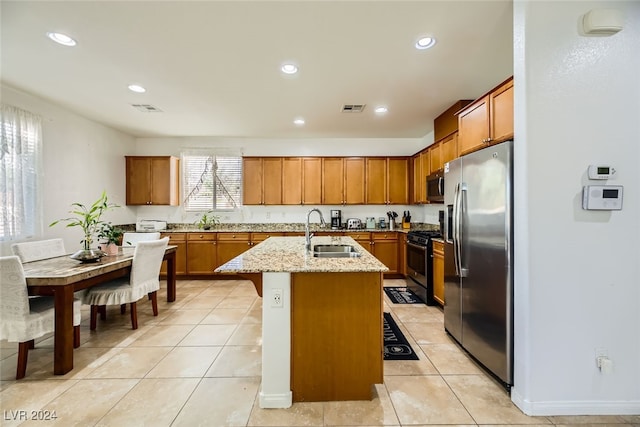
[330,210,342,229]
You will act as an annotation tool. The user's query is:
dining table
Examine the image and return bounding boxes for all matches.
[22,245,177,375]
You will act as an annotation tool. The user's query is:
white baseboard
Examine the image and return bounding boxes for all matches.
[511,389,640,415]
[259,391,293,409]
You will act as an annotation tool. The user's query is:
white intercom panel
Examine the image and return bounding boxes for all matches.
[582,185,623,210]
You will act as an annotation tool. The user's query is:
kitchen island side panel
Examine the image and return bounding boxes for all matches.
[290,272,383,402]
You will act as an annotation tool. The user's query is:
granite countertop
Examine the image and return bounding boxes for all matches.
[214,236,389,274]
[156,223,438,234]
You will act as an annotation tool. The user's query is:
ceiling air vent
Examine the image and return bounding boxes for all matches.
[341,104,366,113]
[131,104,163,113]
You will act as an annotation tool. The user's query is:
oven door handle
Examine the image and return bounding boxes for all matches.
[406,241,427,251]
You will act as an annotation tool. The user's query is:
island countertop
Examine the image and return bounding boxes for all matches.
[214,236,388,273]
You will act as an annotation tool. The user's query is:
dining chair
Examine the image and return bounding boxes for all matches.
[121,232,161,247]
[83,237,169,330]
[0,256,82,379]
[11,239,83,348]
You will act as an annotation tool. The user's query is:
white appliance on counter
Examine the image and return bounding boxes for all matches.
[136,219,167,232]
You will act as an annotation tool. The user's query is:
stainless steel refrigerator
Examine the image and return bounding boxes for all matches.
[443,140,513,388]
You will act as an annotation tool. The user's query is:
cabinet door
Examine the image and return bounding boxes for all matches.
[411,154,422,204]
[441,132,458,166]
[429,142,442,173]
[322,158,344,204]
[150,157,175,205]
[365,158,387,204]
[216,233,251,267]
[372,233,398,273]
[160,233,187,275]
[432,240,445,306]
[186,234,217,275]
[344,158,365,204]
[490,79,514,143]
[302,158,322,205]
[126,157,152,205]
[345,232,371,253]
[387,158,408,204]
[458,96,490,156]
[282,158,303,205]
[398,233,407,276]
[243,158,263,205]
[263,158,283,205]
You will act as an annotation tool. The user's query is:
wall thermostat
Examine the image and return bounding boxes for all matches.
[582,185,623,210]
[588,165,616,180]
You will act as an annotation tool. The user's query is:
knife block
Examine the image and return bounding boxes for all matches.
[402,220,410,229]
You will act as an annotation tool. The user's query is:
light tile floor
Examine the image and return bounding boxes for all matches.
[1,278,638,426]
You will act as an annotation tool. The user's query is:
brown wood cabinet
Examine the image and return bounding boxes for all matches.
[441,132,458,166]
[282,157,303,205]
[432,240,444,306]
[344,232,371,253]
[322,157,365,205]
[125,156,180,206]
[458,77,514,156]
[216,232,251,267]
[186,233,217,275]
[398,232,407,276]
[371,233,398,274]
[160,233,186,276]
[243,157,283,205]
[429,142,442,173]
[302,158,322,205]
[365,158,408,205]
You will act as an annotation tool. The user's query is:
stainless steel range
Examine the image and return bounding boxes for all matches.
[405,230,441,305]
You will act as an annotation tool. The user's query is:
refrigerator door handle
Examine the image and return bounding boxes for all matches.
[453,183,461,277]
[458,183,468,278]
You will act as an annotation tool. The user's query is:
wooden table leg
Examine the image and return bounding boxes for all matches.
[165,251,176,302]
[53,285,74,375]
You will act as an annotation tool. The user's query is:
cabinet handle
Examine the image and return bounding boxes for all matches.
[247,242,251,246]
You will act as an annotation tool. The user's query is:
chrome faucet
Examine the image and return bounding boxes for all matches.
[305,208,326,251]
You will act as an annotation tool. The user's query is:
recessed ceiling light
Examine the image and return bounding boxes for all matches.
[293,118,305,126]
[128,84,146,93]
[281,63,298,74]
[374,106,388,114]
[46,32,77,47]
[415,36,436,50]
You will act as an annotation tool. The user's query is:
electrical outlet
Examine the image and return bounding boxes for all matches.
[266,212,271,219]
[271,288,283,308]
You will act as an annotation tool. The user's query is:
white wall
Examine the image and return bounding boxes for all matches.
[512,0,640,415]
[133,136,442,226]
[0,85,136,255]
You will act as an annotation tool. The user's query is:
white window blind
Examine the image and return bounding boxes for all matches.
[0,105,42,241]
[182,153,242,211]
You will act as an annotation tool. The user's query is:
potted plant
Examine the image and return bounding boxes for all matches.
[50,190,120,261]
[97,222,124,256]
[195,211,220,230]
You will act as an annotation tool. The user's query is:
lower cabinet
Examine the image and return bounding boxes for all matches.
[160,233,187,275]
[216,233,251,267]
[371,233,398,274]
[186,233,217,275]
[398,232,407,276]
[432,240,444,306]
[344,232,371,254]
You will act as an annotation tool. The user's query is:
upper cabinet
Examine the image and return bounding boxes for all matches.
[322,157,365,205]
[125,156,180,206]
[365,157,408,205]
[458,77,513,156]
[243,157,283,205]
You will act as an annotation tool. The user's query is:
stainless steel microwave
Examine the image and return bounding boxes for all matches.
[426,171,444,203]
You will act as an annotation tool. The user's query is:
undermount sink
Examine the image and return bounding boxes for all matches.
[312,244,361,258]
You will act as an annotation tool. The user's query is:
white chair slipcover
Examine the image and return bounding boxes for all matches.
[83,237,169,330]
[0,256,82,379]
[11,239,84,349]
[11,238,66,262]
[121,232,161,247]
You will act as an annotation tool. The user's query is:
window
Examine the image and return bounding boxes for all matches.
[182,152,242,211]
[0,105,42,241]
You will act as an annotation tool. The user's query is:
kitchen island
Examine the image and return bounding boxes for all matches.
[215,236,388,408]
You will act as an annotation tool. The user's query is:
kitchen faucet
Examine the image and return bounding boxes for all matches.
[305,208,326,251]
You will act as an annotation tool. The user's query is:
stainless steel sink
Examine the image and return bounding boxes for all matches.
[312,244,361,258]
